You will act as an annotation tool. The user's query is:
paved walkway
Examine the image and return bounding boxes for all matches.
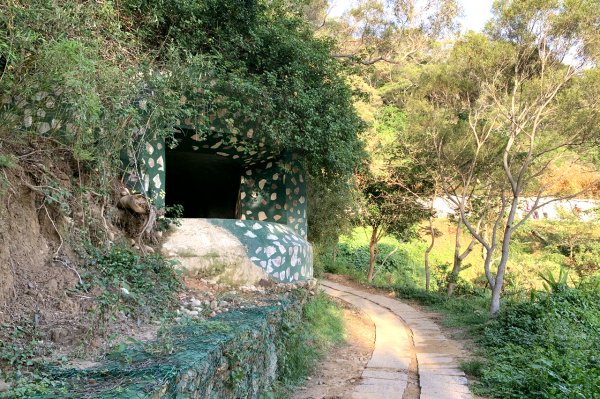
[321,280,474,399]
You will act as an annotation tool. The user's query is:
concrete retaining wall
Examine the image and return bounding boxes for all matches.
[44,298,305,398]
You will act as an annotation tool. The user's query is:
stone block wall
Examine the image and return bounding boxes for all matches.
[44,301,305,398]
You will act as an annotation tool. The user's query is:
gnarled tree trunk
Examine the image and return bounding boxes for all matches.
[367,226,379,282]
[447,219,477,296]
[424,216,435,291]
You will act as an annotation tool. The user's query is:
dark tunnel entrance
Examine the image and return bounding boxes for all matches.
[165,149,242,219]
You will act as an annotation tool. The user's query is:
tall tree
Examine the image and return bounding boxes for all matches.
[323,0,460,284]
[424,0,600,315]
[358,105,429,282]
[325,0,460,65]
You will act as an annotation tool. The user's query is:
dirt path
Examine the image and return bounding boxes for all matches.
[304,280,474,399]
[293,302,375,399]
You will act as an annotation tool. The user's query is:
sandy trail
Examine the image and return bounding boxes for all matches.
[296,279,475,399]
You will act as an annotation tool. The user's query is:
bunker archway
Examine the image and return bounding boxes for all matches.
[123,114,314,283]
[165,149,242,219]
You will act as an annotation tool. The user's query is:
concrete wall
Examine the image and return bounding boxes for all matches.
[123,130,309,239]
[161,219,313,284]
[121,110,314,283]
[239,155,308,238]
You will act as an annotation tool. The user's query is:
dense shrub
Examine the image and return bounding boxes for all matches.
[80,245,183,325]
[480,287,600,399]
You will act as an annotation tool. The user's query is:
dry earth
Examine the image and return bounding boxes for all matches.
[293,300,375,399]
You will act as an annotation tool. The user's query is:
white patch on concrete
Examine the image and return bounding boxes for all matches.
[161,219,269,286]
[265,246,276,257]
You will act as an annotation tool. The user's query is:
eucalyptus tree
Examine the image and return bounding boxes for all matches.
[402,94,492,295]
[325,0,461,65]
[423,0,600,315]
[357,105,430,283]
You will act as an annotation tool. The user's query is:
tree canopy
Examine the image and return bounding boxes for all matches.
[316,0,600,314]
[1,0,366,178]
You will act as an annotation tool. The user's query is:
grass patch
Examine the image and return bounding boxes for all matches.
[271,291,345,397]
[324,228,426,287]
[461,359,485,378]
[371,279,490,332]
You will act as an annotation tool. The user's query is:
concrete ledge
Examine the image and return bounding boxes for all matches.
[162,218,313,285]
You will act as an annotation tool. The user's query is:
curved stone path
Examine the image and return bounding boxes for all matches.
[321,280,474,399]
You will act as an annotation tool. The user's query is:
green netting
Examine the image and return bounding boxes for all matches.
[37,300,300,399]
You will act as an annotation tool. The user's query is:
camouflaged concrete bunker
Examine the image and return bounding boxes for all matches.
[122,105,313,284]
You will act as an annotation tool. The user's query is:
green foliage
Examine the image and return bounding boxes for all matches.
[79,245,183,326]
[460,359,485,378]
[572,239,600,275]
[307,174,360,251]
[358,174,428,246]
[432,261,482,296]
[302,292,345,348]
[539,267,569,293]
[157,203,184,231]
[0,154,16,169]
[374,105,407,153]
[336,241,418,283]
[0,0,365,188]
[119,0,366,178]
[480,287,600,398]
[516,219,600,279]
[325,228,425,286]
[0,323,63,398]
[390,284,490,331]
[273,292,344,395]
